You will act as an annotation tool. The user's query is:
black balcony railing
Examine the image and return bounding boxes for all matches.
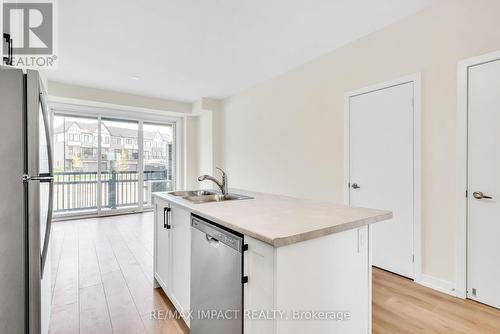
[53,170,171,213]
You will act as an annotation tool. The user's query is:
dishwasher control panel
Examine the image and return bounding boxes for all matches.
[191,215,243,252]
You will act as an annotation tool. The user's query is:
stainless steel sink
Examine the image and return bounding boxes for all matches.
[183,193,253,204]
[168,190,217,197]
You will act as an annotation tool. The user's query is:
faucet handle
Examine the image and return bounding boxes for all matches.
[216,167,228,194]
[216,167,226,178]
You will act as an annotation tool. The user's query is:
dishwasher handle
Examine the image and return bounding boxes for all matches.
[206,234,220,247]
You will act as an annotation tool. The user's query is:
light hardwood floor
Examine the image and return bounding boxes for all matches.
[49,213,500,334]
[49,212,188,334]
[373,267,500,334]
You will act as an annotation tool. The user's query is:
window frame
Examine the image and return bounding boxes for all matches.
[49,101,183,220]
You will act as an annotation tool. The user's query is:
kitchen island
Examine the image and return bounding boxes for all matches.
[152,189,391,334]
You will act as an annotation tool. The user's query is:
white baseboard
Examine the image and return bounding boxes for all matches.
[415,274,458,297]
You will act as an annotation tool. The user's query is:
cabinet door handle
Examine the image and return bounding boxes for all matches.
[164,207,171,229]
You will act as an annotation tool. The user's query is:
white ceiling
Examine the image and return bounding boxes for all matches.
[46,0,434,102]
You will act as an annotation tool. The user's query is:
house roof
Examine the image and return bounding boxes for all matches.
[53,121,171,142]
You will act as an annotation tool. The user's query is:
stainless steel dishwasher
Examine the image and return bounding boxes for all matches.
[191,215,244,334]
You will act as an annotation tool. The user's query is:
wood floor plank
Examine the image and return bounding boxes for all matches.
[78,223,101,289]
[51,223,79,307]
[94,223,121,275]
[79,284,113,334]
[106,223,139,267]
[102,270,147,334]
[115,221,155,284]
[141,289,191,334]
[50,225,65,296]
[119,262,159,315]
[49,302,79,334]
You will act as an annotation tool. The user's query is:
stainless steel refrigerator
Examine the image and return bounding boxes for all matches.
[0,67,53,334]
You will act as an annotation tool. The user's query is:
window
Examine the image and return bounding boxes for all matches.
[68,133,80,141]
[82,147,95,158]
[83,134,91,143]
[112,137,121,145]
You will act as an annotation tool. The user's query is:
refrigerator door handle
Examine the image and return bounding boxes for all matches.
[39,91,53,177]
[40,179,53,276]
[39,89,54,276]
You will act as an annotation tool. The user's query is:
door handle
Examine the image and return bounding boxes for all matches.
[351,183,360,189]
[473,191,492,200]
[3,33,13,65]
[164,207,171,229]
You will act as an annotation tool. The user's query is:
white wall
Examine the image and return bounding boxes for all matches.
[184,115,199,190]
[184,98,221,190]
[217,0,500,285]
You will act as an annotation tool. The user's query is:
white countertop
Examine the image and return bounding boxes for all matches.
[153,189,392,247]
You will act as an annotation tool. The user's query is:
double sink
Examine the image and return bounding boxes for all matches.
[169,190,253,204]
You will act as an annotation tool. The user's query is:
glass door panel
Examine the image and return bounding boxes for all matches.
[100,118,139,211]
[143,123,174,207]
[53,114,99,216]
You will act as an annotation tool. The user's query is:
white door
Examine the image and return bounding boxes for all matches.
[468,58,500,309]
[349,82,415,278]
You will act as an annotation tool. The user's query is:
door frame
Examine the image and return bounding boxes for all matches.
[456,50,500,299]
[344,73,422,281]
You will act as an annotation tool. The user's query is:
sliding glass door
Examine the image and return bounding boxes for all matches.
[53,114,99,215]
[100,118,139,212]
[52,113,176,218]
[143,122,174,207]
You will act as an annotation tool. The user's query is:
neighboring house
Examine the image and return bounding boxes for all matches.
[53,121,172,173]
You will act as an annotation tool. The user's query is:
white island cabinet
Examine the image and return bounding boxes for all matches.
[243,227,370,334]
[153,190,391,334]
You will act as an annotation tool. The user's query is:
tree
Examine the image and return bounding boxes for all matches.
[117,148,128,171]
[72,154,82,170]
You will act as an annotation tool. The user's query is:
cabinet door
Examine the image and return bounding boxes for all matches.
[154,199,172,294]
[244,237,275,334]
[170,203,191,321]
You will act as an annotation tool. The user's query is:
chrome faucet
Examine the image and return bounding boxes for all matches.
[198,167,228,195]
